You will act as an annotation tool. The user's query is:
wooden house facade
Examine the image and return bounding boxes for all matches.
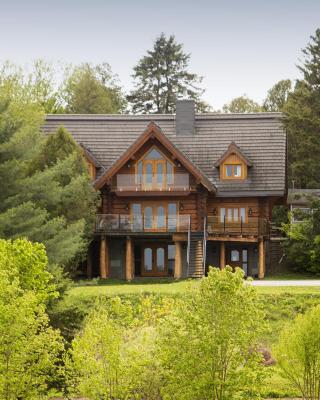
[43,100,286,279]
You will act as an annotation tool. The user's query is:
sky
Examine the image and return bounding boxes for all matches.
[0,0,319,110]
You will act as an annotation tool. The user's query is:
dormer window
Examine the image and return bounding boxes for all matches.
[214,142,252,182]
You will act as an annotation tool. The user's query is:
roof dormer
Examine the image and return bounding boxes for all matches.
[214,142,252,181]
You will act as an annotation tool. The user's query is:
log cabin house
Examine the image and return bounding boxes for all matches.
[43,100,286,279]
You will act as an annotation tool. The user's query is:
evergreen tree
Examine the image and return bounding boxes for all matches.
[263,79,292,111]
[222,95,262,113]
[63,63,126,114]
[128,33,210,113]
[0,94,97,278]
[284,29,320,188]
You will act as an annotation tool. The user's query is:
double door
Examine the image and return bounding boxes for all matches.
[143,159,166,190]
[142,243,167,276]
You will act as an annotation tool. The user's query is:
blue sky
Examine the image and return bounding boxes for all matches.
[0,0,319,109]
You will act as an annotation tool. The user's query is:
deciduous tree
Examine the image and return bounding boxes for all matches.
[63,63,126,114]
[158,267,266,400]
[223,95,262,113]
[275,304,320,400]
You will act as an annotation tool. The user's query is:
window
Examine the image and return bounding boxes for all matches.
[137,146,175,190]
[231,250,240,262]
[219,207,247,223]
[132,202,178,231]
[224,164,243,179]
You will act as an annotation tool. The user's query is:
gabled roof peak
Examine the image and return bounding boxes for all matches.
[94,121,215,192]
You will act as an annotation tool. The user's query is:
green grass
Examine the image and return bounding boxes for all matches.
[71,278,198,297]
[264,271,320,280]
[70,277,320,298]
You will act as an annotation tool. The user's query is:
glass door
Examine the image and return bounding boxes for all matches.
[141,243,168,276]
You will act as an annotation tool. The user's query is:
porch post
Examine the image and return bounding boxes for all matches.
[258,239,265,279]
[86,244,93,279]
[125,236,134,281]
[174,241,183,279]
[99,236,109,279]
[220,241,226,269]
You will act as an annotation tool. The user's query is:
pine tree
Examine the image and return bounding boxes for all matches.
[128,33,210,113]
[0,94,97,278]
[284,29,320,188]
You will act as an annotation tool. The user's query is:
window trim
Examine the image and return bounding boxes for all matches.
[219,207,248,223]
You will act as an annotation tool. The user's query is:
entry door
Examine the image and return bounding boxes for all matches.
[141,244,167,276]
[227,247,248,276]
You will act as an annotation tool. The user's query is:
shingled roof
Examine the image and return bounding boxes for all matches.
[43,112,286,197]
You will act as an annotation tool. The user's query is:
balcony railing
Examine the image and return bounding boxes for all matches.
[114,174,190,192]
[96,214,190,233]
[207,217,268,236]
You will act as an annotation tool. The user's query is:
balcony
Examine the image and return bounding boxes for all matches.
[96,214,190,233]
[113,173,190,193]
[207,217,268,236]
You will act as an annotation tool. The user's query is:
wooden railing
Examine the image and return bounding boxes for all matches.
[96,214,190,233]
[114,173,190,192]
[207,216,269,236]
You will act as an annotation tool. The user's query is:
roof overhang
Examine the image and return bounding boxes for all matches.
[94,121,216,192]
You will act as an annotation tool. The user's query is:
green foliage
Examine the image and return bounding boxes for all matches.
[0,95,97,278]
[263,79,292,111]
[0,59,64,113]
[63,62,126,114]
[222,95,262,113]
[0,238,64,399]
[275,304,320,399]
[283,196,320,273]
[284,28,320,188]
[157,267,266,400]
[272,205,289,226]
[128,33,210,113]
[66,295,174,399]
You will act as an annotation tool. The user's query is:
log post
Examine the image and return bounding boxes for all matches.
[174,241,183,279]
[125,236,134,281]
[220,241,226,269]
[100,236,109,279]
[258,239,265,279]
[86,244,93,279]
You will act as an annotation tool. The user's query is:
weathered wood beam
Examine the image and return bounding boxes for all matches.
[258,239,265,279]
[99,236,109,278]
[125,236,134,281]
[174,241,183,279]
[220,241,226,270]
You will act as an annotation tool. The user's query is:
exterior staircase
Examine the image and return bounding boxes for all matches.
[187,231,205,278]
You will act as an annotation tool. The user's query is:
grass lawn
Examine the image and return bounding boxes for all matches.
[70,277,320,297]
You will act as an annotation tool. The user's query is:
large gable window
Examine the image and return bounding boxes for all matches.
[136,146,174,190]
